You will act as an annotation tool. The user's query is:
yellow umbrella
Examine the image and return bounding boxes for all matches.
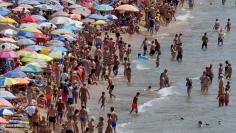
[23,53,53,62]
[20,23,41,29]
[0,18,17,24]
[51,29,73,35]
[2,78,17,86]
[95,20,107,25]
[20,27,42,33]
[48,51,63,59]
[0,2,13,7]
[40,47,52,55]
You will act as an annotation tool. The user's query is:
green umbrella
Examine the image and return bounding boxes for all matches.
[20,65,43,73]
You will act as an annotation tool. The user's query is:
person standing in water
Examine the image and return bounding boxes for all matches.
[130,92,140,114]
[218,29,224,46]
[188,0,194,8]
[214,19,220,31]
[98,92,106,110]
[110,107,118,133]
[202,32,208,49]
[141,38,148,56]
[222,0,226,5]
[186,77,192,97]
[225,18,232,32]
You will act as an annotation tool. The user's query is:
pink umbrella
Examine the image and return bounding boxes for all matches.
[0,117,8,124]
[0,50,19,58]
[0,38,16,43]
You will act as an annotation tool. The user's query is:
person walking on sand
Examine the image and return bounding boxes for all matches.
[98,92,106,109]
[79,83,90,108]
[186,77,192,97]
[79,106,89,132]
[202,32,208,49]
[225,18,232,32]
[105,113,112,133]
[130,92,140,114]
[110,107,118,133]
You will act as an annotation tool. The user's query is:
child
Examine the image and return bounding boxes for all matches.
[225,88,230,106]
[98,92,106,109]
[225,81,230,91]
[88,118,95,133]
[96,117,104,133]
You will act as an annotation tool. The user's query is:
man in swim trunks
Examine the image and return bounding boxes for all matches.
[110,107,118,133]
[47,104,57,130]
[130,92,140,114]
[202,32,208,49]
[79,83,90,108]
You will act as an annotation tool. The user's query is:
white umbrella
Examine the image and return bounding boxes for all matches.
[46,0,64,11]
[18,0,41,5]
[17,38,35,45]
[39,22,56,28]
[0,91,15,100]
[0,29,17,36]
[52,11,69,17]
[49,17,74,25]
[35,4,53,10]
[25,105,36,117]
[0,43,19,50]
[0,109,15,116]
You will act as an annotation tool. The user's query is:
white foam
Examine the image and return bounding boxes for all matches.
[191,77,200,80]
[136,63,151,70]
[176,11,194,21]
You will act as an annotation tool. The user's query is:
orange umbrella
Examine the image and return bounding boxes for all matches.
[0,117,8,124]
[0,98,13,108]
[115,4,139,12]
[14,78,29,85]
[70,14,81,20]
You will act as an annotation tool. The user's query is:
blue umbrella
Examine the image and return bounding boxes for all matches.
[0,6,10,16]
[27,45,45,51]
[0,109,15,116]
[95,4,113,11]
[3,70,27,78]
[86,14,107,20]
[32,15,47,21]
[0,91,15,100]
[50,46,68,52]
[63,25,78,31]
[18,31,35,38]
[21,65,43,73]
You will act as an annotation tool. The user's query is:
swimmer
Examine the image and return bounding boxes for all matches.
[186,77,192,97]
[198,121,203,128]
[225,18,231,32]
[214,19,220,31]
[146,86,152,91]
[218,29,224,46]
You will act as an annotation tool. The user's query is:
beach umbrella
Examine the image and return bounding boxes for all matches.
[0,17,17,24]
[81,18,95,23]
[14,78,29,85]
[48,51,63,59]
[69,4,82,9]
[20,23,41,29]
[70,14,81,20]
[19,0,40,5]
[18,4,34,9]
[0,6,10,16]
[50,46,68,52]
[73,21,84,29]
[115,4,139,12]
[20,27,42,33]
[12,7,30,12]
[0,29,17,36]
[23,53,53,61]
[31,15,46,21]
[95,4,113,11]
[17,48,36,56]
[105,14,118,20]
[62,0,75,4]
[47,40,64,46]
[49,17,74,25]
[20,65,43,73]
[0,2,13,7]
[18,31,35,38]
[0,90,15,99]
[95,20,107,25]
[0,50,19,58]
[72,8,91,16]
[0,37,16,43]
[45,0,64,11]
[35,4,52,10]
[0,43,19,50]
[26,45,45,51]
[51,29,73,35]
[0,117,7,124]
[28,61,47,68]
[0,109,15,116]
[0,98,13,108]
[34,33,48,40]
[17,38,35,45]
[52,11,69,17]
[86,14,107,20]
[0,23,16,31]
[63,25,79,31]
[39,22,56,28]
[21,16,40,23]
[3,70,27,78]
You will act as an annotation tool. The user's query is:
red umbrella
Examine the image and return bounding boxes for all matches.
[0,117,8,124]
[21,16,40,23]
[34,33,48,40]
[0,50,19,58]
